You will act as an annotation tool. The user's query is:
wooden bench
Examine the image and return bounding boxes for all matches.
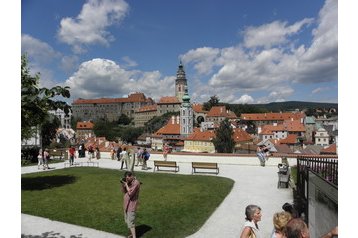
[64,161,99,168]
[49,149,66,160]
[64,162,83,168]
[277,172,290,188]
[86,161,99,167]
[153,160,179,172]
[192,162,219,175]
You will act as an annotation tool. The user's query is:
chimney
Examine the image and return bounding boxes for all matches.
[172,115,175,124]
[176,116,180,124]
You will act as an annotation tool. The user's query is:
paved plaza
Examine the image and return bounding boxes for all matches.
[21,153,294,238]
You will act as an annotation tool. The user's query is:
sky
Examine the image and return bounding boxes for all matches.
[21,0,338,105]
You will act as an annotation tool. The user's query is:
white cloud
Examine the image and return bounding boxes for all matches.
[242,19,313,49]
[182,0,337,103]
[65,58,174,101]
[57,0,129,53]
[181,47,220,75]
[237,94,254,104]
[21,34,61,64]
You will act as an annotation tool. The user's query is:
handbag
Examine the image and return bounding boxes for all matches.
[248,228,256,238]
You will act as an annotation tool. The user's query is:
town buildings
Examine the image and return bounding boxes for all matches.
[69,62,338,155]
[71,92,154,122]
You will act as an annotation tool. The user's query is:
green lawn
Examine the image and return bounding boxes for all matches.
[22,167,234,238]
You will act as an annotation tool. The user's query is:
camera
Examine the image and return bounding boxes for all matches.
[120,177,126,183]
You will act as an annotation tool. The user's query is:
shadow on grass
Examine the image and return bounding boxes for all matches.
[21,175,77,191]
[22,231,84,237]
[136,224,152,237]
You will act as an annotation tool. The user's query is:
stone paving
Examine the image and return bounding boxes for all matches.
[21,153,294,238]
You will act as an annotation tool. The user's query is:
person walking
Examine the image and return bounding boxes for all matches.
[37,149,44,170]
[69,146,76,166]
[120,147,129,170]
[256,145,266,167]
[117,146,122,161]
[121,171,141,238]
[163,143,170,161]
[95,146,101,160]
[141,148,150,170]
[135,147,143,166]
[240,204,262,238]
[43,149,50,170]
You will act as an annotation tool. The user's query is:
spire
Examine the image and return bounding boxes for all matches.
[176,61,186,82]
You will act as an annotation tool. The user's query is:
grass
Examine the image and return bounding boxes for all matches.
[21,167,234,238]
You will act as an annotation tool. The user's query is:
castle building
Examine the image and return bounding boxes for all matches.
[175,61,188,102]
[71,92,154,122]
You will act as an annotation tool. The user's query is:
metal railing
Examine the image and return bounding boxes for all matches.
[295,155,338,223]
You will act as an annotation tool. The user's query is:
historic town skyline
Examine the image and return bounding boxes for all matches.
[21,0,337,104]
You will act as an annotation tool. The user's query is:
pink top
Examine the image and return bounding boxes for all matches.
[122,179,140,212]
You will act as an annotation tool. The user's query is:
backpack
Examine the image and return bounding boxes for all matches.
[143,151,150,160]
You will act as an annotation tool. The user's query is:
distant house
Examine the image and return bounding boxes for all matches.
[183,129,216,153]
[206,106,237,124]
[136,133,152,146]
[240,112,305,128]
[153,115,183,151]
[314,127,330,147]
[76,121,95,142]
[183,128,252,153]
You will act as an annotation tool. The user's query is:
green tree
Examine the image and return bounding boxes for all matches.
[41,115,61,148]
[120,126,144,144]
[93,120,118,141]
[118,113,132,125]
[212,119,235,153]
[203,95,220,111]
[21,54,71,141]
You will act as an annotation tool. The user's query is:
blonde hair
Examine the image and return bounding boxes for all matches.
[273,211,292,232]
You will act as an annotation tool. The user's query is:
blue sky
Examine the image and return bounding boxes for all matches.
[21,0,338,104]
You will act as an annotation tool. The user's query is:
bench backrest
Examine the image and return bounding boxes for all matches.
[192,162,218,168]
[154,161,177,166]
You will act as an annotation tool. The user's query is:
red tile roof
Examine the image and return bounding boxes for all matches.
[192,103,207,113]
[76,121,94,129]
[185,128,251,143]
[240,112,305,121]
[207,106,237,119]
[320,144,337,154]
[232,128,252,142]
[186,130,215,141]
[158,96,180,104]
[278,134,298,144]
[73,92,150,104]
[283,120,306,132]
[155,117,180,135]
[259,120,305,135]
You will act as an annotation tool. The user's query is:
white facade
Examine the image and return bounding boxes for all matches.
[315,127,330,146]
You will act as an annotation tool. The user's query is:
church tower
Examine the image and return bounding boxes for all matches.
[180,86,193,137]
[175,61,188,102]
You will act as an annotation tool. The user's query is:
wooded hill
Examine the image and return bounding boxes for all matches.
[248,101,338,112]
